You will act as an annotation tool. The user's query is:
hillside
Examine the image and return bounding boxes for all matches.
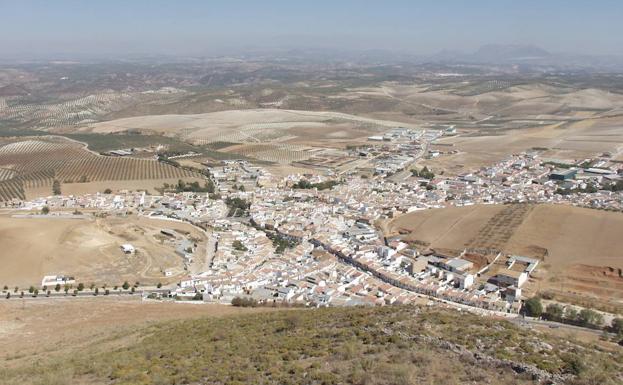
[2,305,621,385]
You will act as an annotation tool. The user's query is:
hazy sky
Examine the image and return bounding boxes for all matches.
[1,0,622,57]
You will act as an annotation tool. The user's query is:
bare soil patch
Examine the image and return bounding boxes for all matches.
[0,214,205,287]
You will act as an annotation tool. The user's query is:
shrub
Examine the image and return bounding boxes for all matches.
[231,296,258,307]
[523,297,543,317]
[232,240,248,252]
[52,180,61,195]
[544,303,564,322]
[578,308,602,328]
[612,318,623,334]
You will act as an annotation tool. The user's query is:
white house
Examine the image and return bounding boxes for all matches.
[41,275,75,287]
[120,244,135,254]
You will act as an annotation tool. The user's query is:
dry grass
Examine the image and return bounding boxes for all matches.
[1,305,621,385]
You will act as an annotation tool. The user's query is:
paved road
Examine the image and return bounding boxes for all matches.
[3,287,174,300]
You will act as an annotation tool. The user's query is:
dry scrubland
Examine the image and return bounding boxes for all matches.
[388,204,623,310]
[1,305,621,385]
[0,214,205,287]
[0,137,200,201]
[0,298,274,366]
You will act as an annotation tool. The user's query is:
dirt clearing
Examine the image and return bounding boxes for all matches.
[0,214,205,287]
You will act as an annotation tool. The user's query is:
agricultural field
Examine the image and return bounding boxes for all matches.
[0,89,188,129]
[387,204,623,312]
[3,61,623,174]
[0,137,201,201]
[222,143,316,164]
[84,108,413,144]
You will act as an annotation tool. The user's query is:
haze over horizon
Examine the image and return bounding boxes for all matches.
[1,0,622,59]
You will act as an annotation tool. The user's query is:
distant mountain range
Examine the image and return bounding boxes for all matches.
[2,43,622,72]
[426,44,623,71]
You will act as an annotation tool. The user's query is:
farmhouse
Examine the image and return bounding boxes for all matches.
[120,244,135,254]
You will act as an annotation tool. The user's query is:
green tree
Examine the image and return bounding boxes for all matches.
[545,303,564,322]
[103,188,112,194]
[28,286,35,294]
[564,307,578,322]
[54,283,61,292]
[523,297,543,317]
[2,285,7,291]
[52,179,61,195]
[122,281,130,290]
[41,206,50,215]
[5,292,10,299]
[157,282,162,288]
[612,318,623,334]
[77,283,85,291]
[578,308,600,327]
[94,287,99,296]
[232,240,248,252]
